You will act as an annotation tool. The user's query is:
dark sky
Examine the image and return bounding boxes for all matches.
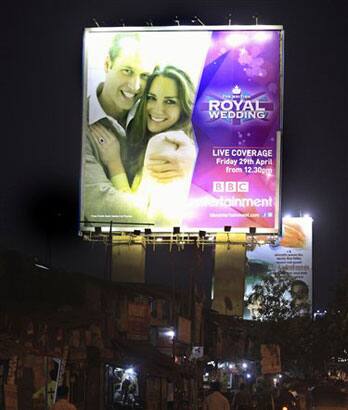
[2,0,347,308]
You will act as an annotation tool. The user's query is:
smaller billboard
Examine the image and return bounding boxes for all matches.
[244,216,313,319]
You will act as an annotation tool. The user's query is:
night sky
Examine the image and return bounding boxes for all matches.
[2,0,347,309]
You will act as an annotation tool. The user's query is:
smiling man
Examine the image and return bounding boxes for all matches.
[83,33,157,224]
[97,35,153,125]
[83,33,197,226]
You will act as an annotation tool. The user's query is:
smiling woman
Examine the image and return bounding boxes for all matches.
[93,65,197,226]
[126,65,195,182]
[146,76,181,134]
[82,30,212,228]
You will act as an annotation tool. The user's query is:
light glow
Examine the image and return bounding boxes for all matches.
[253,32,273,43]
[165,330,175,338]
[226,33,248,47]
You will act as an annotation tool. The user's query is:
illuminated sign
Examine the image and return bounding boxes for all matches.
[80,26,283,232]
[244,217,313,319]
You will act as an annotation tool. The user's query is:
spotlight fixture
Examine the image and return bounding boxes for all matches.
[173,227,180,234]
[199,230,206,238]
[133,229,141,236]
[249,227,256,235]
[95,226,102,234]
[173,16,180,25]
[224,226,231,232]
[92,18,100,27]
[191,15,205,25]
[144,228,152,235]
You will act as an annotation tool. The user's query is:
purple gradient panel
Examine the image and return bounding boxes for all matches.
[184,30,281,229]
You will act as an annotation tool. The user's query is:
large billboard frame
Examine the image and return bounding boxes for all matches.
[80,25,284,234]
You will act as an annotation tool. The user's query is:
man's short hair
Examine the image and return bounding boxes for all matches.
[108,33,141,65]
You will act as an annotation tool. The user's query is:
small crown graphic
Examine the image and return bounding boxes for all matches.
[232,85,241,95]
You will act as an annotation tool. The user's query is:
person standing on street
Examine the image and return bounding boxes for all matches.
[203,381,230,410]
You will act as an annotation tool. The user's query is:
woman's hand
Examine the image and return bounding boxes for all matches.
[144,131,197,183]
[89,123,124,177]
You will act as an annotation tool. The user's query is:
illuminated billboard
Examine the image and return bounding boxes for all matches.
[80,26,283,232]
[244,217,313,319]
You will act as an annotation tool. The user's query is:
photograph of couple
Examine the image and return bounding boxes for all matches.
[82,30,210,229]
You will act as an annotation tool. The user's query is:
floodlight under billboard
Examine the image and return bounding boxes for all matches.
[80,25,284,233]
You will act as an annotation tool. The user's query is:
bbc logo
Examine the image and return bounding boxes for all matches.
[213,181,249,193]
